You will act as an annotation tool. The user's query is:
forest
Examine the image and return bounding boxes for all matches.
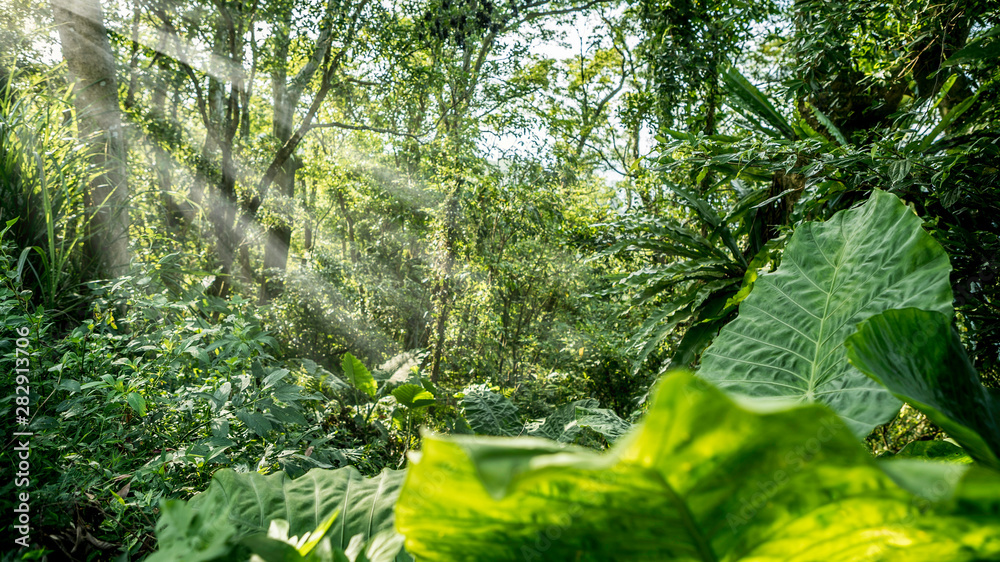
[1,0,999,559]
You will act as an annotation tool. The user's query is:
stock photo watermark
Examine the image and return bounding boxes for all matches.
[10,325,34,549]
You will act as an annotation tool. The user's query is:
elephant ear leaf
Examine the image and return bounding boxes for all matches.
[846,308,1000,470]
[461,384,522,436]
[185,466,410,561]
[392,383,435,408]
[698,190,953,436]
[343,352,377,397]
[575,406,631,443]
[527,399,598,442]
[395,371,1000,561]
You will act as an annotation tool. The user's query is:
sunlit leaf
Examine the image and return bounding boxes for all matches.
[392,384,435,408]
[342,352,377,397]
[126,391,147,416]
[396,371,1000,561]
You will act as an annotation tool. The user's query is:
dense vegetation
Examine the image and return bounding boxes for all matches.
[1,0,998,559]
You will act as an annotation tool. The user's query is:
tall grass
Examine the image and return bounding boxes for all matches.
[0,66,93,314]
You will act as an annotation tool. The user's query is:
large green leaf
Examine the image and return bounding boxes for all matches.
[573,406,631,443]
[185,466,409,561]
[526,399,630,446]
[150,499,398,562]
[342,352,377,397]
[391,384,435,409]
[527,398,600,442]
[148,499,240,562]
[698,190,953,435]
[461,384,522,436]
[395,371,1000,561]
[846,308,1000,470]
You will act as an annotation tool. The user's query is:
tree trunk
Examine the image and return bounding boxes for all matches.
[207,141,239,298]
[303,179,316,253]
[51,0,130,279]
[428,180,463,382]
[150,58,185,230]
[204,2,248,298]
[260,160,296,300]
[335,188,358,262]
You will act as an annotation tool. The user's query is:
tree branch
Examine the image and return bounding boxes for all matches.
[252,0,371,213]
[310,121,424,140]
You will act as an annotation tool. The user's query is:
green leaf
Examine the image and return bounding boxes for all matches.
[665,183,745,266]
[721,65,796,140]
[126,391,147,417]
[186,466,409,561]
[360,529,407,562]
[915,90,981,153]
[236,410,274,438]
[392,384,435,409]
[574,406,630,443]
[806,101,848,146]
[274,511,339,555]
[270,404,308,426]
[342,353,377,397]
[526,401,630,447]
[395,371,1000,561]
[885,440,973,464]
[667,318,725,370]
[240,530,307,562]
[845,308,1000,470]
[528,399,599,442]
[698,190,953,436]
[147,499,242,562]
[461,384,522,436]
[888,159,911,184]
[629,279,738,373]
[628,299,696,372]
[15,246,30,284]
[943,25,1000,66]
[264,368,291,389]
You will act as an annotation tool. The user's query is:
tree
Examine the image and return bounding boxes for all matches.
[50,0,130,278]
[258,0,370,301]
